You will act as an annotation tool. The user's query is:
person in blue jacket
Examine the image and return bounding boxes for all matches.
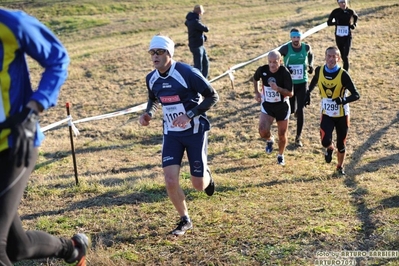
[185,4,210,78]
[139,35,219,236]
[0,8,88,266]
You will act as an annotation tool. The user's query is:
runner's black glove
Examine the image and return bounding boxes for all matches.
[0,108,39,167]
[332,97,346,105]
[304,91,311,107]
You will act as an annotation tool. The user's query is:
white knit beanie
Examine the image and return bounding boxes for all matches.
[149,35,175,57]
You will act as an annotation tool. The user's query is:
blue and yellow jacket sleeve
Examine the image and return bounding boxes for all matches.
[0,9,70,150]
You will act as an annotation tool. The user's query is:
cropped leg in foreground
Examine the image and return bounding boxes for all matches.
[0,149,89,266]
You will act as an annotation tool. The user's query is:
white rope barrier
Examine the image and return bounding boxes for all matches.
[41,116,71,132]
[41,22,328,135]
[38,22,329,184]
[209,22,328,83]
[67,116,80,136]
[72,103,147,124]
[41,103,147,134]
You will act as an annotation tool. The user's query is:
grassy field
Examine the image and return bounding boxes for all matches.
[3,0,399,265]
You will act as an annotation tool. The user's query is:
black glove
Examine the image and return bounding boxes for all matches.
[308,66,314,74]
[350,24,356,30]
[203,34,207,42]
[0,108,39,167]
[304,91,311,107]
[332,97,346,105]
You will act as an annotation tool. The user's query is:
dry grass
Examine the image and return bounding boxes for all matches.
[5,0,399,265]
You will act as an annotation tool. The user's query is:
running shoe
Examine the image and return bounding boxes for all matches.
[325,148,333,163]
[204,169,215,196]
[277,155,285,166]
[171,218,193,236]
[335,166,346,176]
[295,136,303,147]
[65,233,89,266]
[265,139,274,154]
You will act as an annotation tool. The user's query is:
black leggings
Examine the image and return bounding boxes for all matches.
[335,36,352,71]
[320,115,349,152]
[0,149,71,265]
[289,82,307,138]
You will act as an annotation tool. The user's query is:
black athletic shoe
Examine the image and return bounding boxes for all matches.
[265,140,274,154]
[204,169,215,196]
[171,218,193,236]
[277,155,285,166]
[334,167,346,176]
[325,148,333,163]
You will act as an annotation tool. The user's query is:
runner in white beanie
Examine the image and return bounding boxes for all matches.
[141,33,219,237]
[149,35,175,57]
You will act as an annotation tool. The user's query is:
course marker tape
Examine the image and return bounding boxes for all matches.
[42,103,147,134]
[41,22,328,134]
[209,22,328,83]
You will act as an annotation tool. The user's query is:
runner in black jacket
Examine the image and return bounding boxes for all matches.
[185,5,210,78]
[327,0,358,71]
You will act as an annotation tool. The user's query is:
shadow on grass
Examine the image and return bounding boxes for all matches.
[286,3,399,31]
[36,158,159,184]
[287,14,329,29]
[211,100,258,131]
[380,196,399,209]
[21,186,168,221]
[343,111,399,250]
[357,3,399,17]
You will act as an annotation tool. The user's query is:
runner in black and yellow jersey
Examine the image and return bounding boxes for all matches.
[307,46,360,176]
